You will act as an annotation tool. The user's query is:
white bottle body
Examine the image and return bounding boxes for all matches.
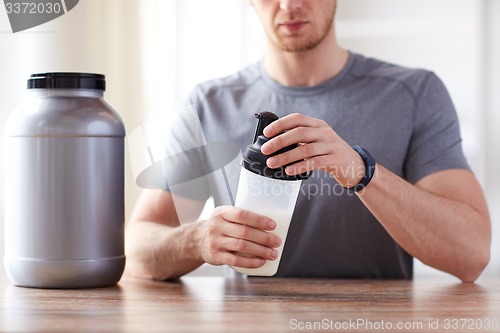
[231,167,302,276]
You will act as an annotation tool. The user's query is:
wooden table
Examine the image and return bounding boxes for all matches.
[1,275,499,332]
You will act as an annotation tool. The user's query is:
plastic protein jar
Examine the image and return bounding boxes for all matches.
[3,73,126,288]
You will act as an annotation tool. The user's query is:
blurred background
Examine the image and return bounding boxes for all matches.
[0,0,498,279]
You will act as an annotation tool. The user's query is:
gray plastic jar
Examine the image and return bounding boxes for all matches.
[4,73,126,288]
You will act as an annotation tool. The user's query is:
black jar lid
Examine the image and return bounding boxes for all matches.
[27,72,106,91]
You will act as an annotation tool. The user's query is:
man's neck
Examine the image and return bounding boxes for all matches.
[263,33,349,87]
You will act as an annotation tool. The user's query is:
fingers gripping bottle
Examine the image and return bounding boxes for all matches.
[231,112,310,276]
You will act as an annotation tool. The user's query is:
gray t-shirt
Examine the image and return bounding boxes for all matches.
[164,52,469,279]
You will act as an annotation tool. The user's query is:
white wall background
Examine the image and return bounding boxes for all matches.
[0,0,498,280]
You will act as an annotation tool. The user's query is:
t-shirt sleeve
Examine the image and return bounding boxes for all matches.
[404,72,470,184]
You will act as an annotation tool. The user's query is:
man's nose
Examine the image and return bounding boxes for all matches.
[279,0,303,11]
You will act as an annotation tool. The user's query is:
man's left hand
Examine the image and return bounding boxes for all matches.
[261,113,364,188]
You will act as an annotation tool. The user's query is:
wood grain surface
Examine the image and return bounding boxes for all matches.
[1,276,499,332]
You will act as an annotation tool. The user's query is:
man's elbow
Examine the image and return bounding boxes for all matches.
[458,248,490,283]
[459,214,492,283]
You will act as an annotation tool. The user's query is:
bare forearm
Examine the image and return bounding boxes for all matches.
[125,221,204,281]
[358,165,490,282]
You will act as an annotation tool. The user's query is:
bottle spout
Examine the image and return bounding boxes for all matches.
[243,111,311,180]
[253,112,278,143]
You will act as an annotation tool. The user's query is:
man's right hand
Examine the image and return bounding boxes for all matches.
[195,206,282,268]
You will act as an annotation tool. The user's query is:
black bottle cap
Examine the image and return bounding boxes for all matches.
[27,72,106,91]
[242,111,311,181]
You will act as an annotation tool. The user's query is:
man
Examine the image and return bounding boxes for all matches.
[125,0,490,282]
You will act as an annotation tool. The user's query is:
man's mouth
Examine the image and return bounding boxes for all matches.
[278,20,308,33]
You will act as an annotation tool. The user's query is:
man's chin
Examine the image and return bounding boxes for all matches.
[272,32,324,53]
[278,41,321,53]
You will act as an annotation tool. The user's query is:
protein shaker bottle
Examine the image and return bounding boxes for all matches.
[231,112,310,276]
[4,72,126,288]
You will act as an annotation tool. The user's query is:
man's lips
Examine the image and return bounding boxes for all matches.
[278,21,308,32]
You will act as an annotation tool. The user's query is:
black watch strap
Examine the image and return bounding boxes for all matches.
[347,146,376,192]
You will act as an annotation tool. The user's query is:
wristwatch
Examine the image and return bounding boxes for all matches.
[347,146,376,192]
